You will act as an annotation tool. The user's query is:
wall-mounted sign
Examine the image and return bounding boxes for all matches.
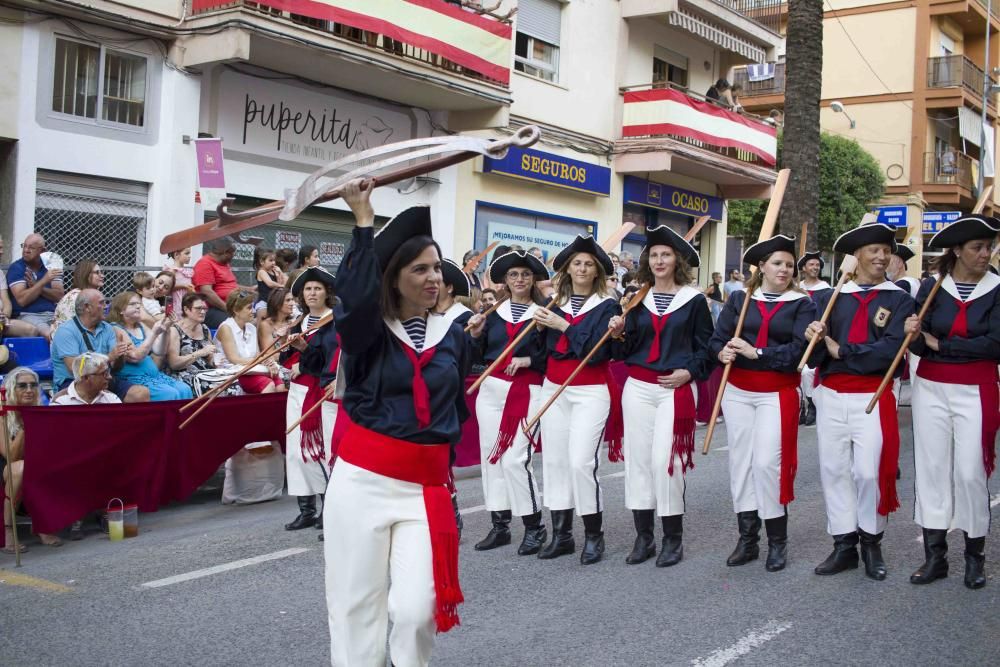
[875,205,908,227]
[194,138,226,188]
[482,147,612,196]
[922,211,961,234]
[623,176,723,222]
[275,230,301,251]
[319,241,345,266]
[486,222,578,263]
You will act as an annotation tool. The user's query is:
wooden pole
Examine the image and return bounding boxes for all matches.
[465,295,509,333]
[799,222,808,257]
[796,255,859,372]
[286,383,337,435]
[1,392,21,566]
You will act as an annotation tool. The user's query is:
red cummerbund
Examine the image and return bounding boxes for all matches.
[820,373,881,393]
[337,420,450,487]
[627,366,680,385]
[489,367,544,385]
[729,367,801,392]
[917,359,999,385]
[545,357,609,386]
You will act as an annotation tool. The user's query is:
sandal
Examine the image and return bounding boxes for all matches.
[2,542,28,554]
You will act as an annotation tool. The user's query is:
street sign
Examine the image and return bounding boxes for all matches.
[875,205,908,227]
[921,211,961,234]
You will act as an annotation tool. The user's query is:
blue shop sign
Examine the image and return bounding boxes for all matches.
[922,211,961,234]
[482,147,611,196]
[623,176,723,222]
[875,205,908,227]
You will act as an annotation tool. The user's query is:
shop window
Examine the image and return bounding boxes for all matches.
[52,37,147,128]
[515,0,561,82]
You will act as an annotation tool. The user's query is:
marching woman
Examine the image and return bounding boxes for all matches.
[708,236,816,571]
[905,214,1000,589]
[531,235,622,565]
[608,226,714,567]
[282,266,339,538]
[435,259,474,328]
[467,250,549,554]
[326,180,476,666]
[797,251,831,425]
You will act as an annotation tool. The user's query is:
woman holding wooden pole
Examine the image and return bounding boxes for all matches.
[465,250,549,555]
[530,235,622,565]
[904,214,1000,589]
[708,236,815,572]
[804,221,914,581]
[606,226,713,567]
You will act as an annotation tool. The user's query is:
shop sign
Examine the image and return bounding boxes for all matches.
[875,205,907,227]
[623,176,723,222]
[485,222,579,264]
[275,230,301,251]
[922,211,961,234]
[320,241,345,266]
[194,138,226,188]
[483,147,611,196]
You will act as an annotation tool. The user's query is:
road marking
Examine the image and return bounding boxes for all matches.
[915,494,1000,542]
[691,620,792,667]
[0,570,72,593]
[141,548,310,589]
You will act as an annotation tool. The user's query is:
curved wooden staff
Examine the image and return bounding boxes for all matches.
[522,285,651,435]
[796,254,859,372]
[465,294,509,333]
[702,168,790,455]
[864,184,994,413]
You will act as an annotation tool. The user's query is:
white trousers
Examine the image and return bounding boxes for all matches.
[539,380,610,515]
[721,384,785,520]
[912,378,992,538]
[286,381,336,496]
[814,385,889,535]
[475,375,541,516]
[800,366,816,400]
[324,461,436,667]
[622,377,695,516]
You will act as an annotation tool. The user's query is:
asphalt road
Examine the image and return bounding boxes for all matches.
[2,406,999,666]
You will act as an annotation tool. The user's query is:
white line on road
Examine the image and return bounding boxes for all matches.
[691,620,792,667]
[915,494,1000,542]
[141,548,311,589]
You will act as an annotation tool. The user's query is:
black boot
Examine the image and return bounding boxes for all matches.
[726,511,761,566]
[803,398,816,426]
[910,528,948,584]
[859,529,887,580]
[517,512,547,556]
[814,532,860,575]
[580,512,605,565]
[625,510,656,564]
[764,515,788,572]
[656,515,683,567]
[284,495,317,530]
[964,533,986,590]
[474,511,512,551]
[538,510,575,559]
[315,494,324,530]
[798,400,807,425]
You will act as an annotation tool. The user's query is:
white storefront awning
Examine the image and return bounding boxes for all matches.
[667,9,766,63]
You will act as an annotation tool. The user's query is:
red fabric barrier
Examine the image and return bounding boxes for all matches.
[454,377,481,468]
[5,393,286,537]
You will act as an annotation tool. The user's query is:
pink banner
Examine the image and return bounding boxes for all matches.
[195,137,226,188]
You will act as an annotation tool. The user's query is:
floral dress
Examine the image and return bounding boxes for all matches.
[170,323,241,397]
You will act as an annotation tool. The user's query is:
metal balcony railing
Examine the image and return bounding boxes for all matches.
[715,0,784,35]
[731,62,786,97]
[927,55,996,105]
[972,0,1000,20]
[924,150,975,190]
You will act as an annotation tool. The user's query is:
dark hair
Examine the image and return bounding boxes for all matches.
[297,245,318,269]
[253,247,276,271]
[275,248,297,271]
[623,284,640,298]
[181,292,207,314]
[932,239,993,277]
[636,245,693,286]
[481,288,497,298]
[380,236,442,320]
[714,78,731,91]
[266,287,291,321]
[72,258,99,290]
[490,245,511,264]
[622,270,636,285]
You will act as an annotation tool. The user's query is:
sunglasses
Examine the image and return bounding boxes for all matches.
[15,382,38,390]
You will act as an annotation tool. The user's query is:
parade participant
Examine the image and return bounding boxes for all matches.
[466,250,548,555]
[608,226,713,567]
[805,221,915,581]
[434,259,473,328]
[709,236,816,572]
[325,180,477,666]
[889,246,920,298]
[531,235,622,565]
[282,266,339,538]
[905,215,1000,589]
[797,251,831,426]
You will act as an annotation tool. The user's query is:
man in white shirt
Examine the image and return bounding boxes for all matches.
[51,351,122,405]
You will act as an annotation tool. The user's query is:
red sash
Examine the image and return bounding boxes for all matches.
[545,357,625,462]
[291,374,326,463]
[820,373,900,515]
[729,368,801,505]
[627,366,696,476]
[917,359,1000,477]
[486,367,544,463]
[337,420,463,633]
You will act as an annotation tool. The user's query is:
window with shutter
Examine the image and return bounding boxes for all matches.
[514,0,562,82]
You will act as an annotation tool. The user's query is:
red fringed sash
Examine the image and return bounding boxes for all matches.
[627,366,696,476]
[292,374,325,463]
[486,367,543,464]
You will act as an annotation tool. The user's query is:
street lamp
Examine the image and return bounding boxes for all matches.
[830,101,856,129]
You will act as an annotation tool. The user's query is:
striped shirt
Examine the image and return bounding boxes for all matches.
[652,292,674,315]
[509,302,529,323]
[569,295,586,315]
[955,282,977,300]
[761,291,783,302]
[304,313,324,330]
[402,316,427,352]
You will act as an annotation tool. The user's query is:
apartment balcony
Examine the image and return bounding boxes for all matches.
[176,0,512,121]
[615,83,778,197]
[922,150,979,206]
[730,62,786,112]
[621,0,783,64]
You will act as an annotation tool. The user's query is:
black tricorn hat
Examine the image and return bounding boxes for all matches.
[552,235,614,275]
[290,266,336,297]
[743,234,797,273]
[833,220,897,254]
[373,206,433,270]
[894,245,915,264]
[489,250,549,284]
[441,259,471,297]
[928,214,1000,249]
[797,251,825,272]
[642,225,700,268]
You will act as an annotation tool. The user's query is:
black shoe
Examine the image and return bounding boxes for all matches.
[910,528,948,585]
[284,496,317,530]
[804,399,816,426]
[517,513,547,556]
[964,533,986,590]
[580,513,604,565]
[815,532,860,575]
[626,510,656,564]
[726,511,761,566]
[656,515,683,567]
[474,511,512,551]
[764,515,788,572]
[538,510,575,559]
[859,529,887,581]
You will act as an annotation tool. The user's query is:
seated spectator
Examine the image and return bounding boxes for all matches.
[153,271,176,316]
[606,273,621,298]
[8,233,64,337]
[50,289,150,403]
[132,273,164,327]
[258,287,295,352]
[622,270,638,289]
[167,293,239,397]
[296,245,320,270]
[254,248,284,317]
[215,290,284,395]
[0,236,42,339]
[192,239,256,329]
[163,248,194,315]
[2,367,61,551]
[51,351,122,406]
[274,248,297,275]
[107,292,192,401]
[52,258,105,334]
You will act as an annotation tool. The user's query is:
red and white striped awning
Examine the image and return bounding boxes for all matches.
[193,0,512,85]
[622,88,778,166]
